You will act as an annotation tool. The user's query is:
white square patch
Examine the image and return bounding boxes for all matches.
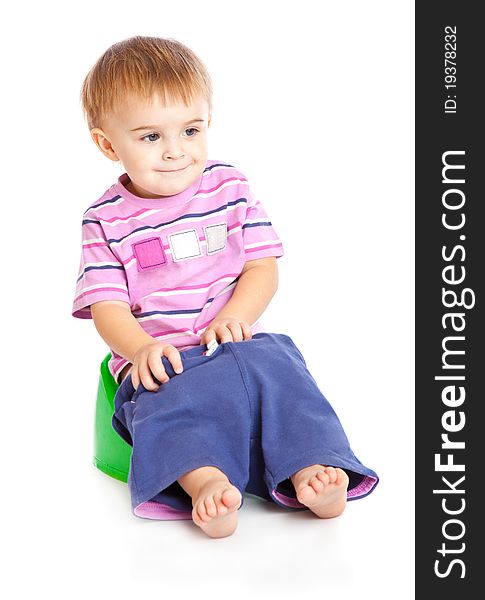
[168,229,202,262]
[204,223,227,254]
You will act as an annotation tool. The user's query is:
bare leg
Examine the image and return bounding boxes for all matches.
[290,464,349,519]
[177,466,242,538]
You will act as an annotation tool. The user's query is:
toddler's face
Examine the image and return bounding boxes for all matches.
[93,94,210,198]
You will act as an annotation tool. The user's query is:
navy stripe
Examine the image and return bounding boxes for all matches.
[242,221,273,229]
[227,198,246,208]
[76,264,125,283]
[134,296,217,319]
[105,198,248,245]
[203,162,234,172]
[83,194,122,215]
[136,308,202,317]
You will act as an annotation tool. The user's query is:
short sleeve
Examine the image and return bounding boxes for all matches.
[242,185,284,261]
[72,215,130,319]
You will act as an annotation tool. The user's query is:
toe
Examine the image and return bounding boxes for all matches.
[316,471,330,486]
[197,502,211,522]
[214,492,228,515]
[221,487,241,510]
[310,477,324,493]
[325,467,337,484]
[204,496,217,518]
[192,506,201,525]
[193,503,207,525]
[297,484,317,504]
[335,468,349,486]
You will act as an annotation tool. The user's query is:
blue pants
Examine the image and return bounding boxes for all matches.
[112,333,378,520]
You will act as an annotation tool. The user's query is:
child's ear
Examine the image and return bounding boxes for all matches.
[90,128,120,162]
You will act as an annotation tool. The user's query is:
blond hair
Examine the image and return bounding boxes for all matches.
[80,36,213,129]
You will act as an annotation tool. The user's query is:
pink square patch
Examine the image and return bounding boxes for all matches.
[132,237,167,272]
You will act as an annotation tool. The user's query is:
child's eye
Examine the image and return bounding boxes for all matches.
[184,128,198,137]
[142,133,160,142]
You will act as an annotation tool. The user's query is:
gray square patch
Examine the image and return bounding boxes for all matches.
[204,223,227,254]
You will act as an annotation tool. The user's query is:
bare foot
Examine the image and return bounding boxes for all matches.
[290,464,349,518]
[192,476,242,538]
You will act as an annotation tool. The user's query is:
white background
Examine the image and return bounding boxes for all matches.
[1,1,414,598]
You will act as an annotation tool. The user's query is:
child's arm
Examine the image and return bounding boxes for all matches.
[200,257,278,345]
[91,300,183,391]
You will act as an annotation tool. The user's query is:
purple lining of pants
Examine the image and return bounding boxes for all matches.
[134,501,192,520]
[347,475,378,498]
[271,489,306,508]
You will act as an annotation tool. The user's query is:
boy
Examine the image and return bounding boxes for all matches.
[73,36,378,538]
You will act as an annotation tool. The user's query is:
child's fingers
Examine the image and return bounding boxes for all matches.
[215,325,233,343]
[131,369,140,391]
[226,321,243,342]
[147,352,169,385]
[201,321,251,345]
[131,366,146,391]
[201,328,216,346]
[241,321,252,340]
[138,362,160,392]
[163,345,184,374]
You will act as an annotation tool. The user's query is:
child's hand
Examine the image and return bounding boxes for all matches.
[131,342,183,392]
[200,318,252,346]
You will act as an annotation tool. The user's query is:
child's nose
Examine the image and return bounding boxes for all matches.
[162,136,185,160]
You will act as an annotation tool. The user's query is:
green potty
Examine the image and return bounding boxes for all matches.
[93,354,131,482]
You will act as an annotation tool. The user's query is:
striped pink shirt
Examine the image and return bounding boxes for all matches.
[72,160,284,382]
